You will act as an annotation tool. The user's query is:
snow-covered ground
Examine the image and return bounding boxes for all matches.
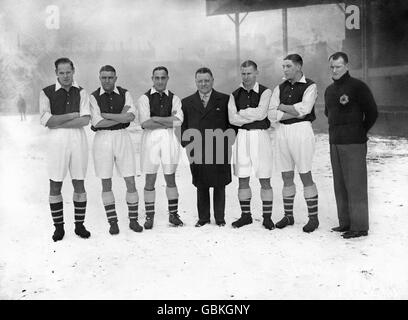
[0,115,407,300]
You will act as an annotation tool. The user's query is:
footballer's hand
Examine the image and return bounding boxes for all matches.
[122,105,131,113]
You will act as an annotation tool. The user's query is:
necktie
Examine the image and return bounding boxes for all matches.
[201,94,208,108]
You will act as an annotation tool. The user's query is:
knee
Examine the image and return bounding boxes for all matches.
[282,171,294,186]
[49,180,62,195]
[259,178,271,189]
[72,179,85,193]
[145,174,156,190]
[124,177,136,193]
[164,174,176,188]
[238,177,250,189]
[299,172,314,187]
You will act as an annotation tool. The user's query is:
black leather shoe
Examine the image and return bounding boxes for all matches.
[52,224,65,242]
[232,214,252,228]
[75,222,91,239]
[216,220,226,227]
[275,215,294,229]
[109,221,120,235]
[342,230,368,239]
[169,213,183,226]
[331,226,350,232]
[303,215,319,233]
[262,218,275,230]
[195,220,210,227]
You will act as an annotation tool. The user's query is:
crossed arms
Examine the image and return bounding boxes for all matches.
[39,90,91,129]
[138,94,183,130]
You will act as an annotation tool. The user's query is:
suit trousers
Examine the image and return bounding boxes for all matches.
[197,187,226,222]
[330,143,369,231]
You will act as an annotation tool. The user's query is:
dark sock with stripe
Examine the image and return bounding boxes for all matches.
[49,194,64,241]
[102,191,117,224]
[126,192,139,221]
[50,194,64,226]
[73,192,86,224]
[304,184,318,217]
[166,187,179,216]
[144,189,155,229]
[283,185,296,217]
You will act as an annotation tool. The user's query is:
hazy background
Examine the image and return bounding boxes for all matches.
[0,0,345,114]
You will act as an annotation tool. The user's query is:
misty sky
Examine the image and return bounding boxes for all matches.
[2,0,344,58]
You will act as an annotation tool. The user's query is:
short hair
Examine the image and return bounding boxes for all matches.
[284,54,303,67]
[55,57,74,70]
[195,67,213,78]
[240,60,258,70]
[152,66,169,76]
[99,65,116,73]
[329,52,349,64]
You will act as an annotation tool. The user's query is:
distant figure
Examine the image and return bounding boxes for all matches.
[17,95,27,121]
[325,52,378,239]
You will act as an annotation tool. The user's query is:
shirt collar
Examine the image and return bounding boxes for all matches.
[100,86,120,95]
[151,87,169,96]
[240,82,259,93]
[199,90,212,99]
[55,79,79,91]
[283,74,307,84]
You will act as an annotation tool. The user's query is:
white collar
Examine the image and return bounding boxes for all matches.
[55,79,79,91]
[100,86,120,95]
[151,87,169,96]
[283,74,307,84]
[240,82,259,93]
[199,90,212,99]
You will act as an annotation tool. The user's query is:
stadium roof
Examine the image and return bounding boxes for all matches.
[206,0,341,16]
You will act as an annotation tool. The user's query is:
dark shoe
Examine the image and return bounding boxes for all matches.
[303,215,319,233]
[262,217,275,230]
[169,213,183,226]
[129,219,143,233]
[331,226,350,232]
[144,213,154,230]
[195,220,210,227]
[216,220,226,227]
[109,221,120,235]
[342,230,368,239]
[74,222,91,239]
[275,215,294,229]
[232,213,253,228]
[52,224,65,242]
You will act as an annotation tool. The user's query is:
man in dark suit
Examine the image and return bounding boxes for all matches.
[181,67,235,227]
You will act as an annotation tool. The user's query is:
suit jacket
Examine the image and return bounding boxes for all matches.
[181,89,236,188]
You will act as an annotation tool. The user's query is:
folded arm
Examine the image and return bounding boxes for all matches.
[238,89,272,121]
[54,115,90,128]
[227,94,252,126]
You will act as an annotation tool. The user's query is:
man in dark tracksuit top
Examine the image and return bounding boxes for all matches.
[325,52,378,239]
[181,67,235,227]
[39,57,91,242]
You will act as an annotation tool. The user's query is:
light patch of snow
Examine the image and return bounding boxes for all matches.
[0,115,407,299]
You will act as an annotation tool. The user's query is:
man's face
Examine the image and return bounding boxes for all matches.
[330,57,348,80]
[282,60,300,81]
[241,66,258,88]
[99,71,117,92]
[56,63,74,87]
[152,70,169,92]
[195,73,214,95]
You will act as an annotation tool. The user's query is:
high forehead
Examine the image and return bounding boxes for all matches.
[330,57,347,66]
[56,63,74,72]
[282,59,296,67]
[152,70,168,78]
[241,66,256,73]
[100,71,116,77]
[196,73,213,80]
